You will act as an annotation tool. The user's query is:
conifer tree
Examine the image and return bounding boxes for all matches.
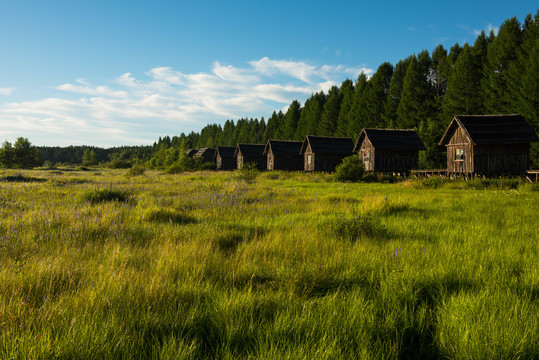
[361,62,393,128]
[382,58,412,128]
[294,92,325,139]
[282,100,301,140]
[335,79,355,137]
[482,17,523,113]
[317,86,342,136]
[443,44,484,121]
[348,73,368,138]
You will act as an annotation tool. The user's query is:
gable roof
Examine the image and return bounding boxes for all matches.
[300,136,354,155]
[234,144,265,158]
[195,147,215,157]
[439,114,539,145]
[263,140,303,156]
[186,149,197,157]
[215,146,236,159]
[353,128,425,152]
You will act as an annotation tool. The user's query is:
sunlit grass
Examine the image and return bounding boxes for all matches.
[0,168,538,359]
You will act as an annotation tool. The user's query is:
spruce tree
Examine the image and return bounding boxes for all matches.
[443,44,484,121]
[348,73,368,138]
[282,100,301,140]
[383,57,412,128]
[362,62,393,128]
[482,17,523,113]
[317,86,342,136]
[335,79,355,137]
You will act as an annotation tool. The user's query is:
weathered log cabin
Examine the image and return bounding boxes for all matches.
[353,128,425,172]
[215,146,236,170]
[438,114,539,175]
[185,149,197,157]
[195,147,216,164]
[300,136,355,172]
[263,140,303,171]
[234,144,266,170]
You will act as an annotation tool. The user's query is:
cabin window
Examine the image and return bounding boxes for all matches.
[364,152,370,162]
[307,155,312,164]
[455,148,464,160]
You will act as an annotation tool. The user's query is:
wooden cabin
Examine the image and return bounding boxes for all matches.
[234,144,266,170]
[195,147,216,164]
[185,149,197,157]
[300,136,355,172]
[215,146,236,170]
[263,140,303,171]
[438,114,539,175]
[353,129,425,172]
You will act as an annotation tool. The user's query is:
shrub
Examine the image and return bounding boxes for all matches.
[328,212,385,241]
[82,188,132,204]
[237,162,259,185]
[335,155,364,182]
[128,165,146,176]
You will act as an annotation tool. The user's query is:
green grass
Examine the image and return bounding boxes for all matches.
[0,169,538,359]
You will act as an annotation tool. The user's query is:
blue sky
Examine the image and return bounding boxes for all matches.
[0,1,537,147]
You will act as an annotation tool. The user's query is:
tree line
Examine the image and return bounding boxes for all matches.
[154,11,538,169]
[1,11,537,170]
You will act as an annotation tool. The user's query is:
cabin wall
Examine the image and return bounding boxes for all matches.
[473,143,530,174]
[242,156,266,171]
[267,152,274,171]
[374,150,419,172]
[304,152,315,171]
[273,155,303,171]
[217,156,235,170]
[358,139,375,171]
[446,127,474,173]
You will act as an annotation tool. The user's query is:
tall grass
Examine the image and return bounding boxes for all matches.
[0,169,537,359]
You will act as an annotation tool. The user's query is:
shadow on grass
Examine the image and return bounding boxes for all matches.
[146,208,197,225]
[2,174,47,183]
[214,225,266,254]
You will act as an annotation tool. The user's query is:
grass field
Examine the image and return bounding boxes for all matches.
[1,168,538,359]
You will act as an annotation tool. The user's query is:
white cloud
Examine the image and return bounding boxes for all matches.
[0,88,16,96]
[473,23,499,37]
[0,57,372,147]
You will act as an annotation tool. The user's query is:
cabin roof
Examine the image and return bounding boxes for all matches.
[234,144,265,158]
[300,135,355,155]
[353,128,426,152]
[215,146,236,158]
[263,140,303,156]
[195,147,215,157]
[439,114,539,145]
[186,149,197,157]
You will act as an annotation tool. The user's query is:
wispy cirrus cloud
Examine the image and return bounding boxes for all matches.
[0,57,373,147]
[0,88,16,96]
[473,23,499,36]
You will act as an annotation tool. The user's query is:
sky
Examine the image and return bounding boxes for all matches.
[0,1,537,147]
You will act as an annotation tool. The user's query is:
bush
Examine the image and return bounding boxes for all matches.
[327,212,385,241]
[237,162,259,184]
[128,165,146,176]
[335,155,364,182]
[82,188,133,204]
[107,158,132,169]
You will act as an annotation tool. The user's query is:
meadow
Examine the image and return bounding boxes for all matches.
[0,168,538,359]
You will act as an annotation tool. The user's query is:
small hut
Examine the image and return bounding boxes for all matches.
[300,136,354,172]
[438,114,539,175]
[353,128,425,172]
[195,148,216,164]
[186,149,197,157]
[263,140,303,171]
[234,144,266,170]
[215,146,236,170]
